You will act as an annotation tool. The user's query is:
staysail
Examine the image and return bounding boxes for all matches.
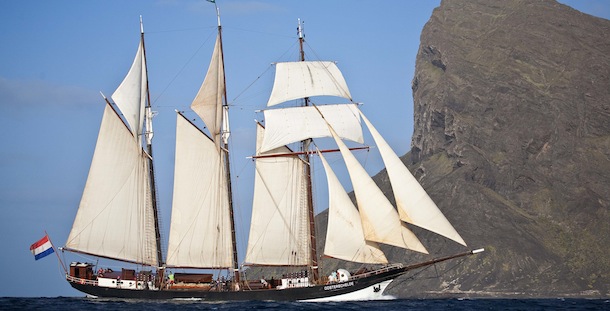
[326,124,428,254]
[318,149,388,264]
[165,114,233,268]
[359,110,467,246]
[244,124,311,266]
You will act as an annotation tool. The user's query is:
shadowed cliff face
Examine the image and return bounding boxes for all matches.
[400,0,609,297]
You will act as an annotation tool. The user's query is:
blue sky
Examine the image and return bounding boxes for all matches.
[0,0,608,298]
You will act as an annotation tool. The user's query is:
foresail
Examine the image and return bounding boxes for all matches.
[166,114,233,268]
[327,124,428,254]
[111,38,147,140]
[267,61,352,107]
[244,124,311,266]
[191,34,225,146]
[360,111,466,246]
[318,150,388,264]
[66,103,158,266]
[260,104,363,153]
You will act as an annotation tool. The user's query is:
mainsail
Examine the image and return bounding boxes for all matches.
[244,124,311,266]
[65,32,159,266]
[165,114,233,268]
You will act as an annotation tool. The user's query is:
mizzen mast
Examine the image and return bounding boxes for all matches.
[215,4,241,286]
[140,15,164,268]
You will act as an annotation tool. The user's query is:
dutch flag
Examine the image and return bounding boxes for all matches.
[30,235,55,260]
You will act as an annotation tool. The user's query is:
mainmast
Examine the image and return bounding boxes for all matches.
[140,16,164,267]
[298,19,319,283]
[215,4,241,286]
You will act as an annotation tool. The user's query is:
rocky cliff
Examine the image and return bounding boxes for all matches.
[396,0,609,297]
[251,0,609,298]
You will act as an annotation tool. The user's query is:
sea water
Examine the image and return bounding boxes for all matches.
[0,297,607,310]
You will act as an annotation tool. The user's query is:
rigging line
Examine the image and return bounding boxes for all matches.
[150,28,216,106]
[223,26,295,39]
[303,41,355,103]
[224,134,248,267]
[146,25,216,34]
[230,64,273,104]
[230,40,299,104]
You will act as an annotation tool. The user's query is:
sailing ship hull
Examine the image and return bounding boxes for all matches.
[67,267,404,301]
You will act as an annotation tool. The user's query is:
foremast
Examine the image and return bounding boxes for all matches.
[298,19,320,283]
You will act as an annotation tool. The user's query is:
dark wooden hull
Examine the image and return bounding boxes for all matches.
[69,266,402,301]
[67,250,481,301]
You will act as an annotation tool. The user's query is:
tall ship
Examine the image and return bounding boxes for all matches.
[57,6,483,301]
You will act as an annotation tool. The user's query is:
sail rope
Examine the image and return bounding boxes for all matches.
[148,28,216,107]
[385,256,470,292]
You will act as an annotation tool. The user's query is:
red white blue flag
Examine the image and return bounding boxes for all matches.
[30,235,55,260]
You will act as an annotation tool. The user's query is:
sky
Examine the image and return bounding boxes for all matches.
[1,0,608,298]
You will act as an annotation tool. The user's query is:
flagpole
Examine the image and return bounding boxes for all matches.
[45,231,68,275]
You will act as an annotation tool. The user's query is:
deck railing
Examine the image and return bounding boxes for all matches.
[66,275,98,286]
[349,263,404,281]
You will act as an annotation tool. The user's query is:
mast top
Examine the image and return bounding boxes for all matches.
[139,15,144,34]
[216,7,221,27]
[297,18,304,40]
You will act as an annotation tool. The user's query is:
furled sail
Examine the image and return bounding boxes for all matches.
[359,110,467,246]
[244,124,311,266]
[260,104,363,153]
[318,149,388,264]
[166,113,233,268]
[111,38,147,140]
[327,124,428,254]
[191,34,225,145]
[267,61,352,107]
[66,103,159,266]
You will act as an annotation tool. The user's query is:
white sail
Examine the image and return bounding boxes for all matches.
[267,61,352,107]
[66,104,158,266]
[244,124,311,266]
[360,111,467,246]
[318,150,388,264]
[111,38,147,139]
[166,113,233,268]
[260,104,363,153]
[191,34,225,145]
[327,124,428,254]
